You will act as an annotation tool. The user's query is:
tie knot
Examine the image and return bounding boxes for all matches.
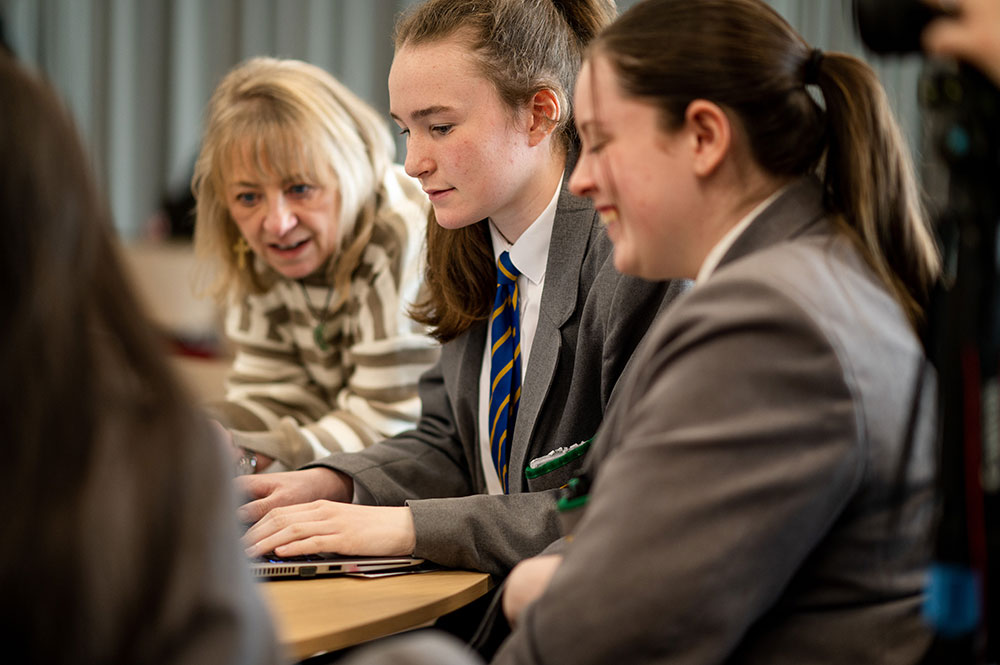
[497,251,520,287]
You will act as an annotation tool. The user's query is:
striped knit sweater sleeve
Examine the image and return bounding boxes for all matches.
[206,166,439,470]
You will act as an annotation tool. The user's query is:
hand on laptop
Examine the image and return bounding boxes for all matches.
[241,501,417,559]
[235,467,353,524]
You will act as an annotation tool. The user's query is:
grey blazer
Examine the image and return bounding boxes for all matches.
[309,178,687,576]
[494,178,937,664]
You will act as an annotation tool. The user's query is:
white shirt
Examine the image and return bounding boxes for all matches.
[696,185,789,283]
[477,180,561,494]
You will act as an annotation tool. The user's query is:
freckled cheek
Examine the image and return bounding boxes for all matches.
[477,130,520,170]
[441,148,482,193]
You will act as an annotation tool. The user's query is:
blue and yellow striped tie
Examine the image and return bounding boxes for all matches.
[489,251,521,494]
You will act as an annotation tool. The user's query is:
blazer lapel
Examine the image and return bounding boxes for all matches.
[508,182,595,491]
[452,322,489,487]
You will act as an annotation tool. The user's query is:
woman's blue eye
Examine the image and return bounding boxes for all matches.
[287,184,312,196]
[235,192,258,205]
[431,124,453,135]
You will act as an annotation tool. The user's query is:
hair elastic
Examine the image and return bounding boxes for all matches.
[804,48,824,85]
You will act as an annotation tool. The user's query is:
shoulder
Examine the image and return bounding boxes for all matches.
[637,229,922,411]
[223,276,303,341]
[232,274,298,312]
[676,235,885,339]
[714,228,913,350]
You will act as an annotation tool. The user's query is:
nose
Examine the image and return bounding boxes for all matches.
[568,152,596,200]
[403,136,433,180]
[262,195,296,237]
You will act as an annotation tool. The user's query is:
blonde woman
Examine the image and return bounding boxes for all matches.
[192,57,437,473]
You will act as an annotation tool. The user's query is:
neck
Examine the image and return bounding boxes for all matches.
[491,149,566,245]
[691,166,793,275]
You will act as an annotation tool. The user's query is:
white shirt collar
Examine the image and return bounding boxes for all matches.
[487,177,562,285]
[695,184,789,283]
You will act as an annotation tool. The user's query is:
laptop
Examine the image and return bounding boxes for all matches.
[250,552,426,580]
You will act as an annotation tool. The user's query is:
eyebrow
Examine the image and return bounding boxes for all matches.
[576,119,603,137]
[390,104,454,123]
[228,173,312,188]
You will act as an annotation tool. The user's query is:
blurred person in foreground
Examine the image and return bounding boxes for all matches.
[0,53,281,664]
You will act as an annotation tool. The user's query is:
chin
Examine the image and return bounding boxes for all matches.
[432,208,482,231]
[612,249,640,278]
[614,251,665,281]
[273,261,320,280]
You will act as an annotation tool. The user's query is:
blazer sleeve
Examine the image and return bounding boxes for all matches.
[312,270,686,577]
[409,271,685,576]
[494,277,866,664]
[309,338,569,577]
[308,349,479,504]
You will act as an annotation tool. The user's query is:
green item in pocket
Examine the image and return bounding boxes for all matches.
[524,438,593,480]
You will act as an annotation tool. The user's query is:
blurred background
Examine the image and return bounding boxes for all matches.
[0,0,923,240]
[0,0,927,394]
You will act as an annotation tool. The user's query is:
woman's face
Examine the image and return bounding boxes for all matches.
[388,35,539,234]
[569,55,702,280]
[224,150,341,280]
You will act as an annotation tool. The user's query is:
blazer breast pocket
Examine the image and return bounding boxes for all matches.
[524,438,592,492]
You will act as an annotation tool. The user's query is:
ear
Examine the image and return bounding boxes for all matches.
[526,89,561,147]
[683,100,731,177]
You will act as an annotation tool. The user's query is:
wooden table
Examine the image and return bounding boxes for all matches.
[261,570,494,661]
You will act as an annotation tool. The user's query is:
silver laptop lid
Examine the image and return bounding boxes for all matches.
[250,553,425,579]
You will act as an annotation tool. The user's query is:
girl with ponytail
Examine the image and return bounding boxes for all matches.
[489,0,942,662]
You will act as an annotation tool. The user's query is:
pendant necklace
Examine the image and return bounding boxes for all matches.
[299,281,336,351]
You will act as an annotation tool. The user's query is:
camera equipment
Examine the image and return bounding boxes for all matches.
[853,0,944,54]
[854,2,1000,663]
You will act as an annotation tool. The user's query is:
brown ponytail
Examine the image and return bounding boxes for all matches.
[595,0,940,330]
[814,52,940,329]
[398,0,616,342]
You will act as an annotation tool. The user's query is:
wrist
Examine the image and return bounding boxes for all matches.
[394,506,417,555]
[333,469,355,500]
[310,466,354,501]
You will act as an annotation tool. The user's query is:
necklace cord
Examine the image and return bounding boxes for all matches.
[299,281,336,351]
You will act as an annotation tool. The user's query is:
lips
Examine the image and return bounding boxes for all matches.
[269,238,310,251]
[424,187,455,202]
